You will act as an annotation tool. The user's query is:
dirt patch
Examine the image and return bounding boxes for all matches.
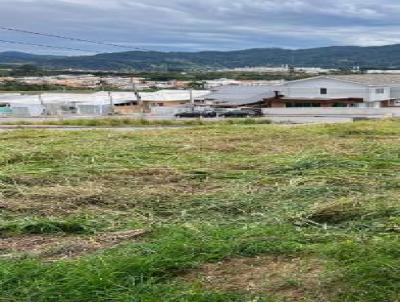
[183,256,333,301]
[0,229,147,260]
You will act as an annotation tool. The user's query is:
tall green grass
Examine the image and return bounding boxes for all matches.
[0,224,307,301]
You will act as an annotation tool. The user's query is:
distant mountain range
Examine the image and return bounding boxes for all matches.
[1,44,400,71]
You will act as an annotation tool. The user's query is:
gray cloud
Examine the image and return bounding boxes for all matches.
[1,0,400,54]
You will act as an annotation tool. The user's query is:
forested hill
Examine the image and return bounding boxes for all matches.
[1,44,400,71]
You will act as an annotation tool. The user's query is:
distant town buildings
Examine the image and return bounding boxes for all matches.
[366,70,400,74]
[203,78,284,89]
[0,75,188,91]
[0,74,286,91]
[222,65,339,74]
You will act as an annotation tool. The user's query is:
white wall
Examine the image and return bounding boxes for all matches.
[150,106,188,116]
[368,87,390,102]
[390,86,400,99]
[281,77,389,102]
[262,107,400,117]
[10,104,45,117]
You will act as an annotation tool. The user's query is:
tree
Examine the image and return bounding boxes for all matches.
[10,64,45,76]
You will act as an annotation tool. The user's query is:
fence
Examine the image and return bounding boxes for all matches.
[77,104,112,116]
[150,106,189,116]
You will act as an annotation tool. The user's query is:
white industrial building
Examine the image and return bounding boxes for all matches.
[273,75,400,108]
[0,90,210,117]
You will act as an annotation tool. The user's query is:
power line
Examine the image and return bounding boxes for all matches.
[0,26,152,51]
[0,39,92,53]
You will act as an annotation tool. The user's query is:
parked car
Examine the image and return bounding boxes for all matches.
[175,110,217,118]
[201,110,217,118]
[221,108,263,118]
[175,111,202,118]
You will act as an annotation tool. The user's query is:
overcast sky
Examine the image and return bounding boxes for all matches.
[0,0,400,55]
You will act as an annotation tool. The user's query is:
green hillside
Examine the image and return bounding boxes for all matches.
[2,44,400,71]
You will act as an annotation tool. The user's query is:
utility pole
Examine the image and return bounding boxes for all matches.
[131,77,143,115]
[108,91,114,115]
[289,50,295,75]
[190,89,194,112]
[38,93,47,116]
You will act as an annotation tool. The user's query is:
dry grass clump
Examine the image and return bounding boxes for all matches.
[182,255,336,302]
[305,195,400,226]
[306,200,364,224]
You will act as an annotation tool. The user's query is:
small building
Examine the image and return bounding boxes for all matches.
[0,94,46,117]
[204,79,241,89]
[114,90,210,114]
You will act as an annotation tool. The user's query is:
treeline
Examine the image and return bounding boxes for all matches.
[0,80,76,92]
[133,71,313,82]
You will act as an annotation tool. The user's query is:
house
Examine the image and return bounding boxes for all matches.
[266,75,400,108]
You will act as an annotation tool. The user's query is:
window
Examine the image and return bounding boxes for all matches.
[320,88,328,95]
[294,103,312,107]
[333,103,348,107]
[286,103,321,108]
[376,88,385,94]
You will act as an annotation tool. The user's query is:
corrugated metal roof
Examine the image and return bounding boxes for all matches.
[204,85,275,106]
[0,94,42,105]
[141,90,210,101]
[0,90,210,106]
[328,75,400,86]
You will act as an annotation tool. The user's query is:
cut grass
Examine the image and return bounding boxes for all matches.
[0,119,399,301]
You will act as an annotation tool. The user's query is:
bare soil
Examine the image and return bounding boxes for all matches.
[0,229,147,260]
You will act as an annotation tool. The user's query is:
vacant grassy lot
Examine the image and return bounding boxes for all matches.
[0,117,271,127]
[0,120,399,301]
